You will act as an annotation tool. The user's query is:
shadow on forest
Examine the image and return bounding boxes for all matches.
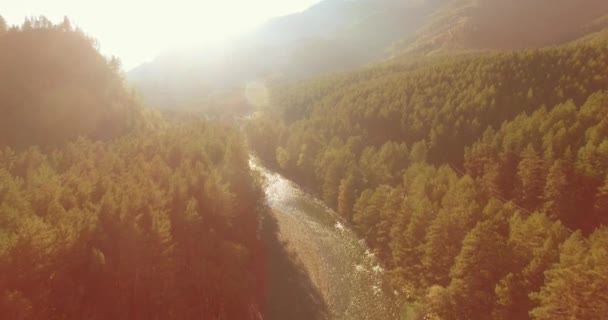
[261,209,329,320]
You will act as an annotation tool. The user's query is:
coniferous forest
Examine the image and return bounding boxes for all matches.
[0,18,266,319]
[3,3,608,319]
[246,31,608,319]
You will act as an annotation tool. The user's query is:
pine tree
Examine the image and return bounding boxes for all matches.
[375,187,403,260]
[409,140,428,164]
[0,15,7,34]
[353,186,391,248]
[517,144,545,210]
[442,219,510,320]
[59,16,71,32]
[593,174,608,226]
[494,212,569,320]
[531,228,608,319]
[337,172,357,220]
[422,176,480,286]
[543,160,571,219]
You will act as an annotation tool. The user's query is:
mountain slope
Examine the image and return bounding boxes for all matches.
[400,0,608,54]
[129,0,608,111]
[128,0,442,108]
[245,31,608,320]
[0,17,139,148]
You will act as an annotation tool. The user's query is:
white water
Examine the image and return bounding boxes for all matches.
[252,159,399,319]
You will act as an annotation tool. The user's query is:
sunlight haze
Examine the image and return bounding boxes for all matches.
[3,1,608,319]
[2,0,321,69]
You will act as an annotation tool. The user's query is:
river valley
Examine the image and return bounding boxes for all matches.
[253,161,400,320]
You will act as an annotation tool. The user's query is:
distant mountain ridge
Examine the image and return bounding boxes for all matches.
[128,0,443,107]
[400,0,608,54]
[128,0,608,109]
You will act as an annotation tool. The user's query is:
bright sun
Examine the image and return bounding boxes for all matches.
[3,0,321,69]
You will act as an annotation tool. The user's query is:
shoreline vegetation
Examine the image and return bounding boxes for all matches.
[0,18,267,319]
[247,32,608,319]
[2,7,608,319]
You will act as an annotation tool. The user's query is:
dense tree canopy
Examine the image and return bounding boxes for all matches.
[0,16,267,319]
[247,33,608,319]
[0,16,139,148]
[3,9,608,320]
[400,0,608,54]
[0,119,267,320]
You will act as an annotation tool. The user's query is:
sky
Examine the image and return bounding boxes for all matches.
[2,0,322,70]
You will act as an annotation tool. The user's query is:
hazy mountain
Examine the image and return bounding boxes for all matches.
[129,0,608,109]
[128,0,443,108]
[399,0,608,54]
[0,17,139,148]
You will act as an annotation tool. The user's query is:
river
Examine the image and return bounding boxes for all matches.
[252,160,400,320]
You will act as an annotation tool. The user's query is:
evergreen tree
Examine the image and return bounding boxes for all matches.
[353,186,391,248]
[494,212,569,320]
[410,140,428,163]
[517,145,546,210]
[0,17,139,148]
[59,16,71,31]
[337,171,357,220]
[245,33,608,319]
[442,219,510,320]
[531,228,608,319]
[0,119,267,319]
[375,186,403,260]
[542,160,571,219]
[422,176,480,286]
[0,15,7,33]
[593,174,608,226]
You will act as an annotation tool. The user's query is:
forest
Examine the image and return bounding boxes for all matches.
[246,31,608,319]
[0,17,267,319]
[3,7,608,320]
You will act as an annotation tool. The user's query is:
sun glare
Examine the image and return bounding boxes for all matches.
[3,0,320,69]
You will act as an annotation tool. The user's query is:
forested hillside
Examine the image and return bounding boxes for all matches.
[0,17,140,148]
[399,0,608,54]
[246,33,608,319]
[4,6,608,319]
[0,17,267,319]
[128,0,442,109]
[0,122,267,319]
[130,0,608,112]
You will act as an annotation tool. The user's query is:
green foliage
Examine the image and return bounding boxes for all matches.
[422,176,481,287]
[0,22,266,317]
[0,121,266,319]
[337,171,358,220]
[467,91,608,231]
[401,0,608,54]
[493,211,569,319]
[251,38,608,175]
[530,228,608,319]
[516,145,546,209]
[440,218,510,320]
[247,34,608,319]
[0,15,6,33]
[594,175,608,223]
[0,17,140,148]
